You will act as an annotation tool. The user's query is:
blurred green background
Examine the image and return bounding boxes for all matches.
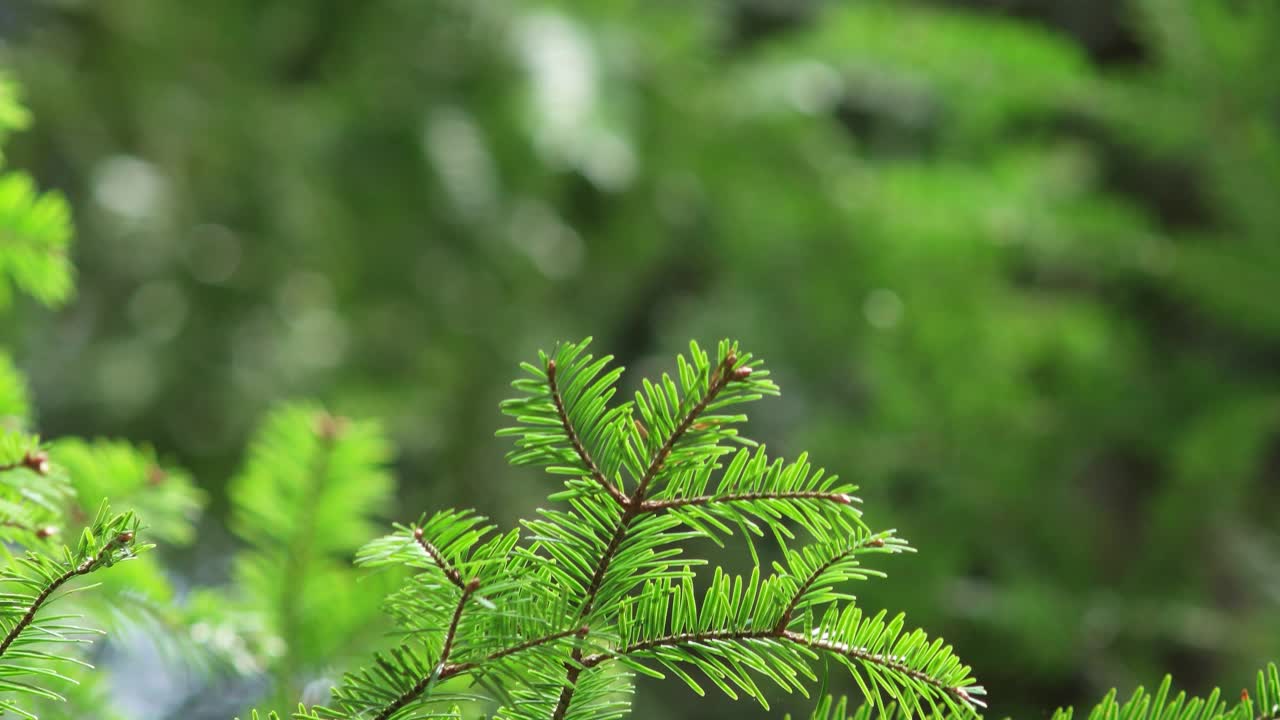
[2,0,1278,717]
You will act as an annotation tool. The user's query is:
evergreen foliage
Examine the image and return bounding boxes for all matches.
[228,403,402,707]
[233,338,1278,720]
[0,75,72,309]
[0,3,1277,715]
[0,503,144,717]
[244,338,986,719]
[0,75,209,718]
[1049,662,1280,720]
[787,662,1280,720]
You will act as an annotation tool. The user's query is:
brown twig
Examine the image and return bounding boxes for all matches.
[785,630,982,708]
[373,578,479,720]
[641,490,854,513]
[0,533,130,657]
[575,626,981,709]
[547,360,630,507]
[441,625,586,677]
[0,451,50,476]
[413,527,465,590]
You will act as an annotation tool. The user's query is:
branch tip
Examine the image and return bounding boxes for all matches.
[22,450,49,476]
[545,354,628,506]
[412,527,465,589]
[314,412,348,442]
[147,464,168,486]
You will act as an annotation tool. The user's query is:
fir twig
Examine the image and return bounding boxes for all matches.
[0,528,134,657]
[576,625,982,710]
[633,352,739,501]
[414,526,465,590]
[551,512,632,720]
[786,631,983,708]
[547,360,630,507]
[296,340,987,720]
[372,579,479,720]
[640,490,854,512]
[277,415,342,703]
[551,350,746,720]
[442,625,586,677]
[775,536,886,633]
[0,450,49,476]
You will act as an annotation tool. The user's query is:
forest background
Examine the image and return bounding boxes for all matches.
[0,0,1277,718]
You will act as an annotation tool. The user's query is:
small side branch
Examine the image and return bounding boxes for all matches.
[640,490,854,514]
[634,352,744,500]
[785,630,983,707]
[577,626,982,710]
[580,628,775,667]
[442,625,586,677]
[1,519,57,539]
[373,578,479,720]
[547,360,629,507]
[550,518,632,720]
[0,533,131,657]
[413,527,466,590]
[550,350,751,720]
[775,535,885,632]
[0,450,49,476]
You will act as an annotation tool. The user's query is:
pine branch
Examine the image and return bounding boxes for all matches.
[0,171,75,308]
[322,594,582,720]
[325,339,981,720]
[785,631,982,709]
[442,625,586,677]
[1050,663,1280,720]
[0,449,48,476]
[277,414,342,702]
[577,624,981,710]
[372,578,478,720]
[581,628,775,665]
[330,515,576,720]
[551,513,632,720]
[775,536,889,633]
[633,351,742,501]
[0,505,146,717]
[0,529,133,657]
[437,580,474,668]
[640,489,854,513]
[413,526,465,590]
[499,338,632,497]
[230,403,396,714]
[547,360,629,507]
[550,350,751,720]
[0,439,70,543]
